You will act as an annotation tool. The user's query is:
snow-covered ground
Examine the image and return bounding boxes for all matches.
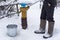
[0,1,60,40]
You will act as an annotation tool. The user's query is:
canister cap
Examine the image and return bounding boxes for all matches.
[20,3,27,7]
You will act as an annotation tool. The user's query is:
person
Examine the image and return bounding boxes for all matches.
[34,0,57,38]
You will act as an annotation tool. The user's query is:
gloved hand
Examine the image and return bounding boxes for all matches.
[48,3,51,7]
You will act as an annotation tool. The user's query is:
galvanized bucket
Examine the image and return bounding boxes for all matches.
[7,24,17,37]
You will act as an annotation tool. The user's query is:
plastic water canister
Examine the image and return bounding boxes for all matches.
[7,24,17,37]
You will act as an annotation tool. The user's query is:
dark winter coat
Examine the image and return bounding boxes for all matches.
[43,0,57,7]
[40,0,57,22]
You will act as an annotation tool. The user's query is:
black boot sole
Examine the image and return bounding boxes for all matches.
[43,35,52,39]
[34,31,45,34]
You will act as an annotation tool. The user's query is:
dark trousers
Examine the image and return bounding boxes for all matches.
[40,4,55,22]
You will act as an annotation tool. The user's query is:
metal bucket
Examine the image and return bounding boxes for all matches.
[7,24,17,37]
